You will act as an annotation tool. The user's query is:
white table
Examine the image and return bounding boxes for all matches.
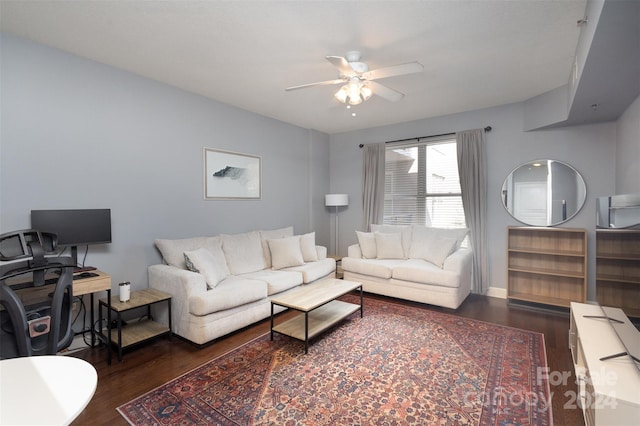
[0,355,97,425]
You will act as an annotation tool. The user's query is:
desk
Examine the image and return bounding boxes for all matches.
[71,271,111,350]
[5,270,111,361]
[0,355,97,425]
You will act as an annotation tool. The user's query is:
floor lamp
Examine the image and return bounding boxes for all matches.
[325,194,349,256]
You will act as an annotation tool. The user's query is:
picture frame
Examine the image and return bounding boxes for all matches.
[203,148,261,200]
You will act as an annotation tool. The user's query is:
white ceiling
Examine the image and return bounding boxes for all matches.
[0,0,588,134]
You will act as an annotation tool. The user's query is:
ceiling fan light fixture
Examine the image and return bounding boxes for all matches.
[348,95,363,105]
[361,85,372,101]
[334,86,348,103]
[347,81,361,100]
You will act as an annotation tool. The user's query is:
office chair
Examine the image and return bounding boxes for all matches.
[0,230,75,358]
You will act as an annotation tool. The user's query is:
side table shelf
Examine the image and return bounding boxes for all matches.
[98,288,172,363]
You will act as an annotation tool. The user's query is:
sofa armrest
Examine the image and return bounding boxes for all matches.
[148,264,207,337]
[347,244,362,258]
[315,245,327,260]
[443,248,473,273]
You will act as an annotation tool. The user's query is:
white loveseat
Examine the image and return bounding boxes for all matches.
[148,227,335,345]
[342,224,472,309]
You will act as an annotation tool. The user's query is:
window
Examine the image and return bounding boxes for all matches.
[384,137,466,229]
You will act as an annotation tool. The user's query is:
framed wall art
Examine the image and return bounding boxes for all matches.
[203,148,261,200]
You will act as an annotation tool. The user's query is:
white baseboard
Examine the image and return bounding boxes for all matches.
[486,287,507,299]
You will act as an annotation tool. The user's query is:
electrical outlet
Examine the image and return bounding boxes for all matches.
[72,300,81,313]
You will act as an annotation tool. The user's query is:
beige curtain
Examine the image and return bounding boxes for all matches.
[456,129,488,294]
[362,143,385,231]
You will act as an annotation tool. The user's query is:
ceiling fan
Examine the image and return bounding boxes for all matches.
[285,51,424,105]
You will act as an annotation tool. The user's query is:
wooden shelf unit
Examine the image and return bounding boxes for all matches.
[507,226,587,308]
[596,229,640,318]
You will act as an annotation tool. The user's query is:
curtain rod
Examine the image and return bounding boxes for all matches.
[358,126,492,148]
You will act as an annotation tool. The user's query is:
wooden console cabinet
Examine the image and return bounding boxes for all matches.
[596,229,640,318]
[569,302,640,425]
[507,227,587,308]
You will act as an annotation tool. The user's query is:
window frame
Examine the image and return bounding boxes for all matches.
[383,135,466,229]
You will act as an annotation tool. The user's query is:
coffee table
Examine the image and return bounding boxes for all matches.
[270,278,363,353]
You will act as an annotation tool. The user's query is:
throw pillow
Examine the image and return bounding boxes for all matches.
[415,235,458,268]
[371,224,411,258]
[412,225,469,250]
[155,236,220,269]
[356,231,377,259]
[375,232,404,259]
[299,232,318,262]
[183,247,229,289]
[259,226,294,267]
[268,236,305,270]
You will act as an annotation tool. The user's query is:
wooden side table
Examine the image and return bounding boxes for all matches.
[328,255,343,279]
[98,288,171,362]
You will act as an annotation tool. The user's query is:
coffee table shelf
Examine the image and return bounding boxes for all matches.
[272,300,361,340]
[270,278,362,353]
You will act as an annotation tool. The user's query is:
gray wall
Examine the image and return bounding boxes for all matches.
[2,33,637,302]
[616,94,640,194]
[329,102,617,298]
[0,34,331,290]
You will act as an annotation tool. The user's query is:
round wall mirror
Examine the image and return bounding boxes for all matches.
[501,160,586,226]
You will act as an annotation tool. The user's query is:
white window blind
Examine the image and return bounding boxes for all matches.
[384,137,466,229]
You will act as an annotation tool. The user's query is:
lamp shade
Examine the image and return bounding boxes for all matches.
[325,194,349,207]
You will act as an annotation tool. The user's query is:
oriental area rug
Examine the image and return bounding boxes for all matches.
[118,295,552,425]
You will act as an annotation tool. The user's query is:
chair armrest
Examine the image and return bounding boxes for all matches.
[315,245,327,260]
[347,244,362,258]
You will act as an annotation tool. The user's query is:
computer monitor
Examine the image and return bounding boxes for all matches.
[31,209,112,268]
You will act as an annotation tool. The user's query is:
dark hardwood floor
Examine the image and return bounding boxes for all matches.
[70,293,585,425]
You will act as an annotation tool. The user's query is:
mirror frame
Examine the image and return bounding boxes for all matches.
[501,159,586,227]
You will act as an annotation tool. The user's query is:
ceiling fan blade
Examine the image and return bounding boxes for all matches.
[362,61,424,81]
[368,81,404,102]
[326,56,353,75]
[285,79,345,91]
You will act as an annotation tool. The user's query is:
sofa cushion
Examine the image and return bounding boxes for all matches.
[392,259,461,288]
[412,225,469,250]
[183,246,229,289]
[422,236,458,268]
[285,258,336,283]
[356,231,377,259]
[299,232,319,262]
[259,226,294,267]
[341,257,405,279]
[241,270,303,295]
[222,231,266,275]
[371,224,412,258]
[375,232,404,259]
[409,226,460,268]
[268,236,305,269]
[188,276,267,316]
[155,236,223,270]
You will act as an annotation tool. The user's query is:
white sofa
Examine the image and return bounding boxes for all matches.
[148,226,335,345]
[342,224,472,309]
